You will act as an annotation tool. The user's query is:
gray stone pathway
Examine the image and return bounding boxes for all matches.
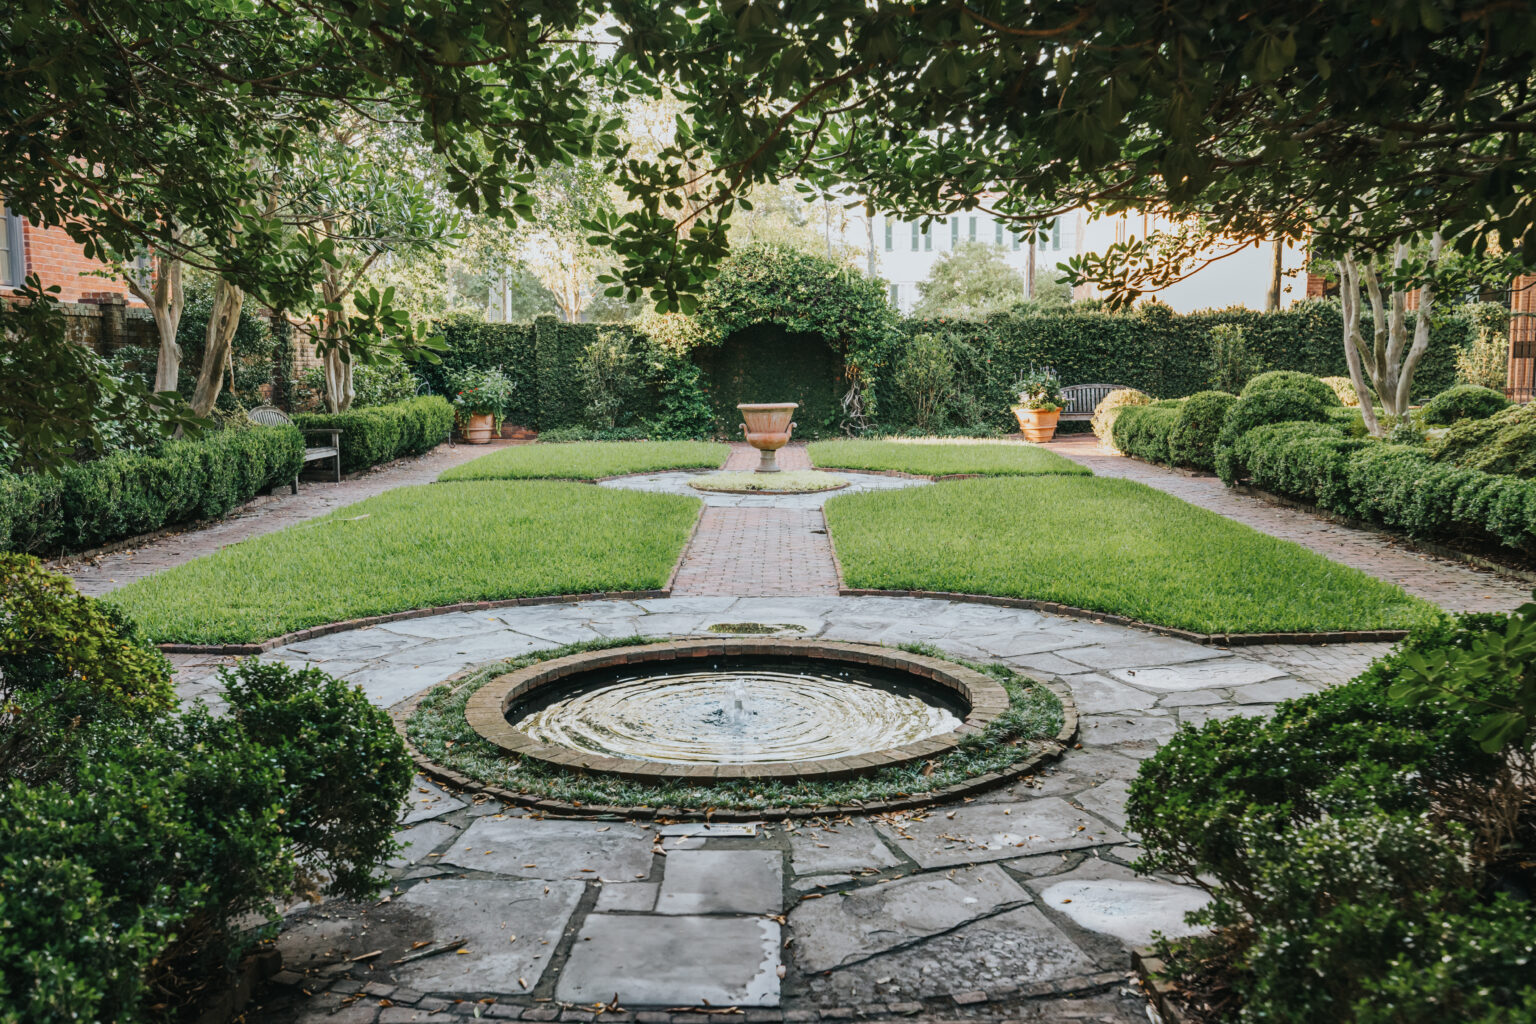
[194,594,1395,1024]
[599,469,930,507]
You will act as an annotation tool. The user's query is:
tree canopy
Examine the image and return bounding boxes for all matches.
[912,243,1026,320]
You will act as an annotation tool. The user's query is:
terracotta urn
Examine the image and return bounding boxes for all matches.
[737,402,798,472]
[460,412,496,445]
[1012,406,1060,443]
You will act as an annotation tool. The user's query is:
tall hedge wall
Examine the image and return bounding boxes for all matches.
[693,324,844,436]
[431,299,1491,437]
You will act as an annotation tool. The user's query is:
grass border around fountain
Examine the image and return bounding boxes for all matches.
[400,636,1074,819]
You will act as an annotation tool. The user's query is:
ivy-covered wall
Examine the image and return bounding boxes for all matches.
[693,324,844,437]
[427,315,539,425]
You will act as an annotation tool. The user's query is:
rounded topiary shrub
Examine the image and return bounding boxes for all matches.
[1242,370,1343,408]
[1090,388,1152,443]
[1420,384,1511,426]
[1319,375,1362,407]
[1167,390,1237,472]
[1111,401,1183,463]
[1215,386,1330,483]
[1429,403,1536,478]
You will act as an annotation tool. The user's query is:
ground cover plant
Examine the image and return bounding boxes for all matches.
[1129,608,1536,1022]
[109,481,700,644]
[438,440,727,481]
[687,470,848,493]
[0,556,412,1022]
[407,637,1064,811]
[824,477,1434,633]
[807,438,1091,477]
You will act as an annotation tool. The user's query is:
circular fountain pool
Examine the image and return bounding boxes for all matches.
[463,639,1012,782]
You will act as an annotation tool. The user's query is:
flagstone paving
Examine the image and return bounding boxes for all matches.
[209,593,1398,1024]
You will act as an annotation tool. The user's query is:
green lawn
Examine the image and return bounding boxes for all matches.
[808,438,1091,477]
[110,482,701,644]
[824,476,1437,633]
[440,440,727,481]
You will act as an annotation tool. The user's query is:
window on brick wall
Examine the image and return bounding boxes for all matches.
[0,207,23,287]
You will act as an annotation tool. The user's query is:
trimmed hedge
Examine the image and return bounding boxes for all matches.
[1167,391,1236,472]
[1241,369,1343,407]
[1215,387,1331,482]
[293,395,452,474]
[0,425,304,555]
[1110,401,1183,463]
[1420,384,1511,426]
[1431,403,1536,477]
[1232,421,1536,553]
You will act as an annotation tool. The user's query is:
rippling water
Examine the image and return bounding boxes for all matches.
[511,663,964,764]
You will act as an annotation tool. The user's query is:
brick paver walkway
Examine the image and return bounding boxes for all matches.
[60,441,516,598]
[1050,434,1531,614]
[669,444,841,596]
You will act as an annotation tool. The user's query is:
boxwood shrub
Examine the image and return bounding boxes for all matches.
[1110,401,1183,463]
[1166,390,1236,472]
[0,425,304,555]
[1128,610,1534,1022]
[1420,383,1510,426]
[0,572,413,1023]
[1241,369,1344,407]
[294,395,453,474]
[1430,403,1536,478]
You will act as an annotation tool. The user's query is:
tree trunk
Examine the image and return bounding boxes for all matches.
[1266,239,1282,312]
[1337,233,1442,436]
[125,244,185,393]
[320,265,354,413]
[190,277,244,416]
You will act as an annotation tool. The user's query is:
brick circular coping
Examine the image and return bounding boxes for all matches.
[463,638,1011,784]
[396,654,1078,821]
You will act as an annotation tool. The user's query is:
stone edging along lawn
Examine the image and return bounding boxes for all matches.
[390,654,1082,822]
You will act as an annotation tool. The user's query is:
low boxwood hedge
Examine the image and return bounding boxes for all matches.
[294,395,453,474]
[1110,401,1183,463]
[1420,383,1510,426]
[1231,421,1536,553]
[0,425,304,555]
[1167,390,1236,472]
[1241,369,1344,407]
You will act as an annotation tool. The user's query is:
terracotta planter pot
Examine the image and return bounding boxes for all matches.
[1012,406,1061,443]
[737,402,798,473]
[459,412,496,444]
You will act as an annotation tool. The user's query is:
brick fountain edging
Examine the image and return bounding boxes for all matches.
[462,638,1011,783]
[389,641,1081,822]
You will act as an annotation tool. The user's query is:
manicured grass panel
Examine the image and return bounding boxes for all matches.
[110,481,701,644]
[439,440,728,481]
[824,476,1436,634]
[808,438,1090,477]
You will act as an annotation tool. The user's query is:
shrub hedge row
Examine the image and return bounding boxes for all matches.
[0,425,303,555]
[1233,422,1536,552]
[293,395,453,474]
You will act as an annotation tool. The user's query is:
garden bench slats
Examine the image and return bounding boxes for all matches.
[1059,383,1132,421]
[248,405,341,493]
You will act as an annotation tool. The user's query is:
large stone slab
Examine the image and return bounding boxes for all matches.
[400,778,467,824]
[377,611,523,640]
[788,864,1030,972]
[354,662,464,706]
[875,799,1124,869]
[1057,638,1230,671]
[1073,779,1132,830]
[389,821,458,868]
[1108,658,1285,692]
[1029,857,1209,947]
[439,816,654,881]
[1058,673,1159,715]
[789,822,904,876]
[656,850,782,915]
[555,915,781,1007]
[1077,713,1179,758]
[393,878,583,993]
[802,905,1100,1004]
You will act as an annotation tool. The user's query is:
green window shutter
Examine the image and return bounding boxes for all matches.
[995,221,1004,246]
[950,218,959,247]
[968,216,977,241]
[884,218,893,251]
[1052,217,1063,250]
[911,221,919,249]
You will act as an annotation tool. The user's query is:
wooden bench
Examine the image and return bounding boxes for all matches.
[248,406,341,492]
[1060,383,1134,421]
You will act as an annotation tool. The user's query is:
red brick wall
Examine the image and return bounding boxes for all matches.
[6,220,139,305]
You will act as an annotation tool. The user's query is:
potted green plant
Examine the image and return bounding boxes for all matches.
[1012,368,1064,442]
[448,368,515,444]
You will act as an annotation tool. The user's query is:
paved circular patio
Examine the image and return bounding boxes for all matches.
[197,594,1393,1024]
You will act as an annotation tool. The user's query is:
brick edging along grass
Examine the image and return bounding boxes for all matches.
[390,654,1081,822]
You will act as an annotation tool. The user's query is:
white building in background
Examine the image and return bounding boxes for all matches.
[868,208,1309,315]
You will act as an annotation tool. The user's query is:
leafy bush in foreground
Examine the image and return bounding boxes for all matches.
[1214,386,1330,483]
[1090,387,1151,444]
[0,564,413,1022]
[1110,401,1182,463]
[1130,610,1535,1023]
[1167,391,1236,472]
